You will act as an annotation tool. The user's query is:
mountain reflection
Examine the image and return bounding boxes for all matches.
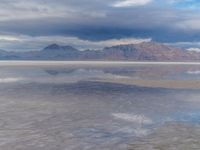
[0,63,199,149]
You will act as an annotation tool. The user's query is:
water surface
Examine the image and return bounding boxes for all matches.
[0,61,200,150]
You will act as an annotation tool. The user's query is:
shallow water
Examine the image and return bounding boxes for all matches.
[0,62,200,149]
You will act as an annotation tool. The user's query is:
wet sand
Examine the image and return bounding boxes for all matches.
[90,79,200,89]
[128,122,200,150]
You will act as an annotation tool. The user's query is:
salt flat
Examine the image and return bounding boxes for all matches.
[0,63,198,149]
[0,61,200,66]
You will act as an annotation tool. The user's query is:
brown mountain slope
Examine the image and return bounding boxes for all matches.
[101,42,200,61]
[0,42,200,61]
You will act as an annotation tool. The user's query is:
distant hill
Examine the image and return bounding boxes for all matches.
[101,42,200,61]
[0,42,200,61]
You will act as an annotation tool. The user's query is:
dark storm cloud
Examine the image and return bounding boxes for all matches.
[0,0,200,50]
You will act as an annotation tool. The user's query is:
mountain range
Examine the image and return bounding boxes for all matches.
[0,42,200,61]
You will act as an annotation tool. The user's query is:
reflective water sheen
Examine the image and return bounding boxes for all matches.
[0,62,200,150]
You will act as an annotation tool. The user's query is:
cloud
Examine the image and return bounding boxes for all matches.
[166,41,200,49]
[187,70,200,74]
[169,0,200,9]
[0,77,22,83]
[0,5,184,43]
[187,47,200,52]
[0,0,199,50]
[0,1,68,21]
[112,113,153,124]
[0,35,20,41]
[113,0,152,7]
[0,34,151,51]
[175,19,200,30]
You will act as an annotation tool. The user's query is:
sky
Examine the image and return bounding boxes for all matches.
[1,0,200,51]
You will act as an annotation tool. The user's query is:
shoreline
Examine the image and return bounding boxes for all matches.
[0,61,200,66]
